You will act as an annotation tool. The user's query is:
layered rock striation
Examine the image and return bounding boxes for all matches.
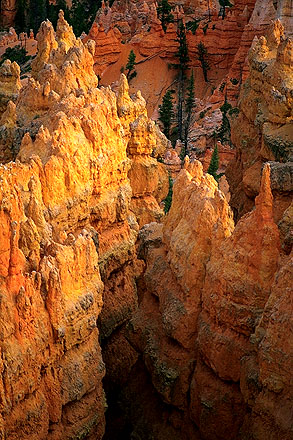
[0,11,168,439]
[126,160,290,440]
[227,19,293,222]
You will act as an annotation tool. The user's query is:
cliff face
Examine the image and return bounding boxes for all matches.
[0,2,292,440]
[128,161,290,440]
[226,19,293,222]
[0,0,17,28]
[0,11,168,439]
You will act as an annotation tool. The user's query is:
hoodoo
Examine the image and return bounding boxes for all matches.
[0,1,292,439]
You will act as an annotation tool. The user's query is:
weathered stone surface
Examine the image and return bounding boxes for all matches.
[129,161,286,439]
[0,12,168,440]
[227,20,293,222]
[0,0,17,28]
[0,59,20,114]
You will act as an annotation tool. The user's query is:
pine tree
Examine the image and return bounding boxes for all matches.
[218,0,233,20]
[207,145,219,181]
[157,0,174,33]
[183,70,195,154]
[15,0,30,32]
[217,95,232,144]
[159,89,174,139]
[126,50,137,81]
[176,21,190,71]
[197,41,210,82]
[71,0,88,36]
[70,0,101,36]
[164,173,173,213]
[174,20,190,141]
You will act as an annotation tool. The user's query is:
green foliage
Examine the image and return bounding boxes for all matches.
[159,89,174,139]
[218,0,233,19]
[265,137,290,162]
[228,106,240,117]
[185,70,195,116]
[175,21,190,71]
[183,70,196,152]
[173,20,190,141]
[0,45,29,66]
[217,97,232,143]
[15,0,70,33]
[0,45,31,74]
[186,20,200,34]
[220,99,232,114]
[46,0,69,29]
[199,107,211,119]
[180,145,186,161]
[230,77,239,85]
[219,82,226,92]
[14,0,31,32]
[70,0,101,36]
[203,23,208,34]
[197,41,210,82]
[164,173,173,213]
[157,0,174,33]
[125,50,137,81]
[15,0,101,35]
[207,145,219,181]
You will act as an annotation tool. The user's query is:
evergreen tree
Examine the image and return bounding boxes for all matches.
[159,89,174,139]
[175,21,190,71]
[218,0,233,20]
[164,173,173,213]
[157,0,174,33]
[125,50,137,81]
[0,46,29,67]
[217,95,232,143]
[197,41,210,82]
[71,0,88,36]
[15,0,30,32]
[174,20,190,141]
[183,70,195,154]
[207,145,219,180]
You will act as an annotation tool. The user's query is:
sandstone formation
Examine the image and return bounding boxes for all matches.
[0,11,168,439]
[226,19,293,222]
[0,0,17,29]
[122,161,290,440]
[0,59,20,113]
[0,1,292,440]
[0,28,37,59]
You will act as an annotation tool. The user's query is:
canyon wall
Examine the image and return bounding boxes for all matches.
[0,0,17,29]
[0,12,168,439]
[226,19,293,222]
[0,2,292,440]
[123,159,291,439]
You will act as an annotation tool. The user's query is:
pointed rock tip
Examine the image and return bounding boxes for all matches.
[184,158,203,181]
[118,73,129,94]
[255,163,273,213]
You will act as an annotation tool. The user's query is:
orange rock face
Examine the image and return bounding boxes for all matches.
[226,19,293,222]
[0,59,21,113]
[0,2,291,439]
[0,11,168,440]
[128,161,289,439]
